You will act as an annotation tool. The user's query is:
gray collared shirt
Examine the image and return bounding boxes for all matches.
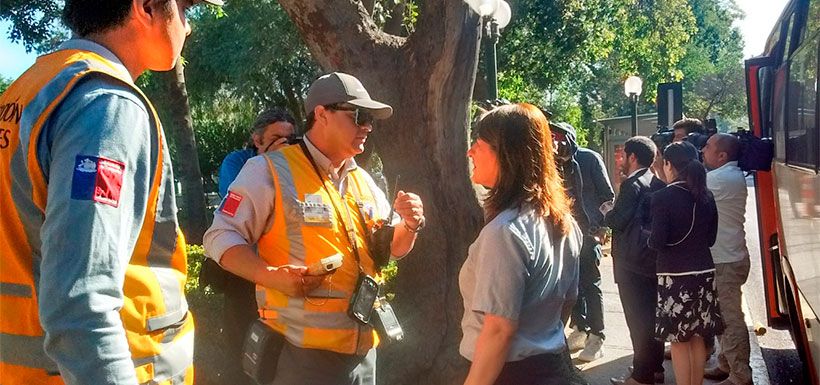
[707,161,749,264]
[204,141,392,264]
[24,38,169,384]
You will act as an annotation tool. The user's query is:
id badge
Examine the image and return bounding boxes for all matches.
[302,194,331,225]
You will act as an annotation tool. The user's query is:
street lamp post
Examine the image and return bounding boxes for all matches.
[465,0,512,100]
[485,20,499,100]
[624,76,643,137]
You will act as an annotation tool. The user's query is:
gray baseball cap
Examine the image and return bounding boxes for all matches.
[305,72,393,119]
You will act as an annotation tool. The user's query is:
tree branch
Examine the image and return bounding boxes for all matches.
[277,0,404,71]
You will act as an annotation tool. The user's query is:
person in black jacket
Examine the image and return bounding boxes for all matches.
[605,136,666,385]
[649,141,724,385]
[551,122,614,362]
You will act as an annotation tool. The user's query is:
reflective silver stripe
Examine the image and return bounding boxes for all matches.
[283,323,305,346]
[132,326,194,383]
[0,282,33,298]
[266,152,306,265]
[267,152,310,347]
[146,221,177,268]
[304,288,348,299]
[0,333,59,372]
[277,305,357,330]
[145,266,188,332]
[283,297,305,343]
[255,287,266,308]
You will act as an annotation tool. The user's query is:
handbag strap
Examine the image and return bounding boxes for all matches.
[665,183,696,246]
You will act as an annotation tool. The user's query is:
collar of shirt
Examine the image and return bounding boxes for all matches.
[710,161,740,176]
[627,167,648,179]
[58,39,132,83]
[302,135,358,187]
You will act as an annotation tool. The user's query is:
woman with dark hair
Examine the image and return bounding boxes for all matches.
[460,103,586,385]
[648,141,723,385]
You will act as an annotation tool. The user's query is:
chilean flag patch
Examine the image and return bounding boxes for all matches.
[70,155,126,208]
[220,191,243,217]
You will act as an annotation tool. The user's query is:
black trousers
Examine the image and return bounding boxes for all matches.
[492,348,588,385]
[572,235,604,337]
[222,273,258,385]
[617,271,664,384]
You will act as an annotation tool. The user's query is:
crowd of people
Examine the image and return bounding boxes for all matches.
[0,1,755,385]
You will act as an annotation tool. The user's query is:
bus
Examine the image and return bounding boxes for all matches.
[745,0,819,382]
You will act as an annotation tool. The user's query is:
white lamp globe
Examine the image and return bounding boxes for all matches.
[624,75,643,97]
[478,0,500,17]
[493,1,512,29]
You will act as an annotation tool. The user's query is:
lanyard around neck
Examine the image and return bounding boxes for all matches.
[298,142,365,270]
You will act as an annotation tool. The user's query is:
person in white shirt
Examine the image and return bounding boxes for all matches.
[701,133,752,385]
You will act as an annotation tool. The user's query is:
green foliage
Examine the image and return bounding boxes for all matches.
[372,0,418,35]
[497,72,546,105]
[183,243,223,385]
[185,244,207,293]
[380,260,399,299]
[679,0,747,122]
[0,0,66,53]
[0,76,11,94]
[177,1,321,188]
[190,91,258,186]
[183,0,318,122]
[494,0,744,145]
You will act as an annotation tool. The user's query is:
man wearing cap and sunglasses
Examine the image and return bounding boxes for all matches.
[0,0,222,384]
[204,72,425,385]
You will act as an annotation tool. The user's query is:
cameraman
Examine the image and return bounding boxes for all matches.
[654,118,703,182]
[219,108,297,197]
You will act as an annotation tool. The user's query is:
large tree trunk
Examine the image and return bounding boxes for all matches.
[277,1,483,384]
[155,61,209,244]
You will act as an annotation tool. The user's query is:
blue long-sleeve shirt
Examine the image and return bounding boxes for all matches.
[31,39,170,385]
[218,148,255,197]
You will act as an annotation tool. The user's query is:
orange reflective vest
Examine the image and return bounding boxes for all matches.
[0,49,194,384]
[256,145,384,355]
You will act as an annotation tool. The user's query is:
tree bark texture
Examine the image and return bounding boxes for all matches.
[277,1,484,384]
[155,61,209,244]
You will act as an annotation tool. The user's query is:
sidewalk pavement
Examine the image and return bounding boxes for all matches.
[572,249,771,385]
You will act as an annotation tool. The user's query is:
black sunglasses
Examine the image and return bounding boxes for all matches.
[326,104,375,126]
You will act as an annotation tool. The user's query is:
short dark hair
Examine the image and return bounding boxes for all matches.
[624,136,657,167]
[672,118,703,135]
[63,0,172,37]
[246,107,296,149]
[251,108,296,135]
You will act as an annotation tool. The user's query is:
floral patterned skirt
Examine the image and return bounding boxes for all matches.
[655,271,725,343]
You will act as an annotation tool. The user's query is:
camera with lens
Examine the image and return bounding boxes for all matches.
[683,118,717,151]
[650,126,675,153]
[286,134,303,145]
[651,118,717,154]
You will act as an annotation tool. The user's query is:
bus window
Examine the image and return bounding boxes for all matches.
[759,66,773,138]
[810,0,820,38]
[785,32,818,168]
[781,12,796,63]
[773,66,789,160]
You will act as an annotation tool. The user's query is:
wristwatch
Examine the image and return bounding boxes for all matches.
[403,217,426,233]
